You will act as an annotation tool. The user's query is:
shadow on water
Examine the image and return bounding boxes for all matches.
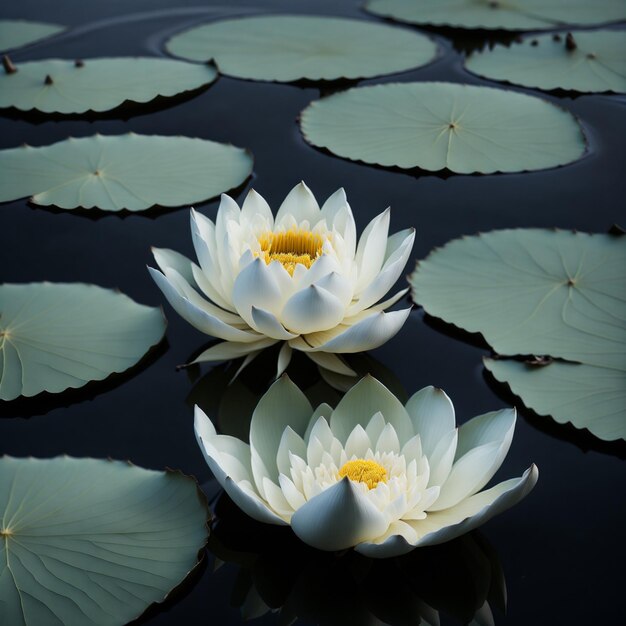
[0,81,218,126]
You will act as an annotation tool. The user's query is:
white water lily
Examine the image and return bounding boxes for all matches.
[195,375,538,558]
[149,182,414,375]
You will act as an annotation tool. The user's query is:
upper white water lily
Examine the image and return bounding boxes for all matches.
[149,182,414,375]
[195,375,538,558]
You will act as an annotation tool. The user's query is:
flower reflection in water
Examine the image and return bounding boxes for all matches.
[207,490,507,626]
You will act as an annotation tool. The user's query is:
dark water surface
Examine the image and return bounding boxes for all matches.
[1,1,625,624]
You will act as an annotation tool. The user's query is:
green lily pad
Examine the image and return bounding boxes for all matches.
[299,82,586,174]
[0,282,166,400]
[0,133,253,211]
[466,31,626,93]
[0,456,208,625]
[410,230,626,369]
[364,0,626,31]
[0,20,64,53]
[410,229,626,441]
[0,57,217,114]
[484,358,625,442]
[166,15,438,82]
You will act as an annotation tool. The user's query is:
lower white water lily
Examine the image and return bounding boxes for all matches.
[195,376,538,558]
[149,182,414,376]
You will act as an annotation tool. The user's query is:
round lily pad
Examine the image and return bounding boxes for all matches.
[0,133,253,211]
[300,82,586,174]
[410,230,626,369]
[485,358,625,442]
[466,31,626,94]
[166,15,438,82]
[0,282,167,400]
[0,456,208,625]
[0,57,217,114]
[365,0,626,31]
[0,19,64,53]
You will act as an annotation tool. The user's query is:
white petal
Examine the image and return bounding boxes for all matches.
[355,520,418,558]
[313,271,353,307]
[190,263,237,314]
[276,341,292,378]
[376,423,401,454]
[263,477,293,518]
[194,407,285,525]
[304,405,334,442]
[347,228,415,315]
[306,415,335,448]
[241,188,274,226]
[345,424,372,459]
[279,473,306,510]
[275,181,320,226]
[251,447,271,499]
[322,193,356,259]
[330,375,414,445]
[308,308,412,353]
[354,208,390,293]
[276,426,306,476]
[431,409,517,510]
[400,433,423,464]
[232,257,284,326]
[292,255,342,290]
[408,465,538,547]
[149,267,259,342]
[224,476,287,525]
[306,435,325,469]
[251,306,297,340]
[406,386,457,458]
[280,285,346,334]
[191,338,277,364]
[291,478,389,551]
[152,247,197,288]
[427,429,458,488]
[249,375,312,482]
[168,266,242,325]
[365,412,386,445]
[306,351,356,376]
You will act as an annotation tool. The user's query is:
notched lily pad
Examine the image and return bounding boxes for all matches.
[485,358,626,442]
[411,229,626,441]
[0,57,217,114]
[0,133,253,211]
[0,282,167,401]
[300,81,586,174]
[466,30,626,93]
[364,0,626,31]
[166,15,438,82]
[0,456,209,626]
[0,19,64,52]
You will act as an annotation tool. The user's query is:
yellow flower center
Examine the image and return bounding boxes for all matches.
[338,459,387,490]
[257,228,324,275]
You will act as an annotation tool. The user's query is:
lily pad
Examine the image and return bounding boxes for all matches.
[485,358,625,442]
[166,15,438,82]
[466,31,626,93]
[0,282,166,400]
[0,57,217,114]
[364,0,626,31]
[0,20,64,53]
[0,133,253,211]
[299,82,586,174]
[0,456,208,625]
[411,229,626,440]
[410,230,626,369]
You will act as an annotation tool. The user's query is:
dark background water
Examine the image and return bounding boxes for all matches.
[1,1,625,624]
